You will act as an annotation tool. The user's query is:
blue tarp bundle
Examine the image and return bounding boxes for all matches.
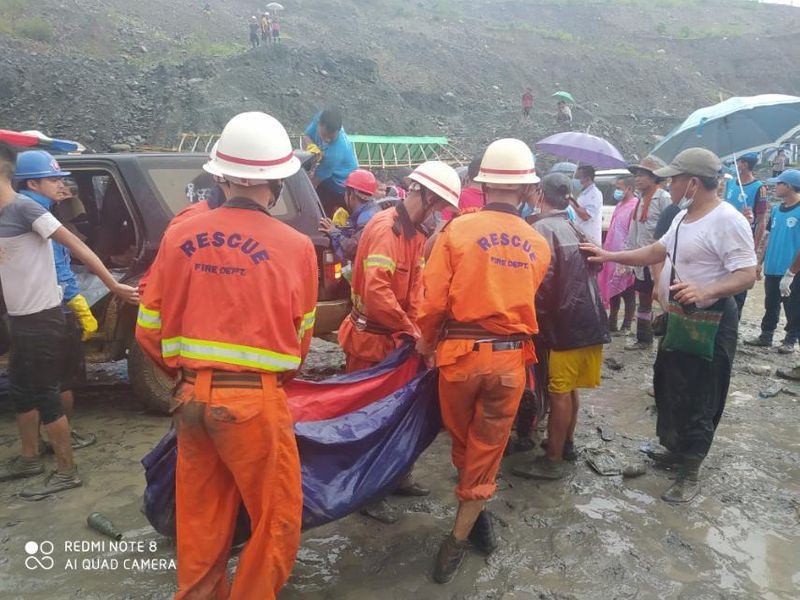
[142,347,441,537]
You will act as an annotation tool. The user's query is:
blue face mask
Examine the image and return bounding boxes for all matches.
[572,179,582,193]
[613,189,625,203]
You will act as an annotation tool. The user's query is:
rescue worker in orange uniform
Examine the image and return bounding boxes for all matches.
[135,112,318,600]
[417,138,551,584]
[339,160,462,522]
[338,160,462,372]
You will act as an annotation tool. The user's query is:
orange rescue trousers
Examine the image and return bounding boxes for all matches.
[438,343,526,501]
[172,371,302,600]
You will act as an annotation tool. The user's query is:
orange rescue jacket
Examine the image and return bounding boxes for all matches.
[136,200,318,377]
[418,203,551,364]
[347,205,426,336]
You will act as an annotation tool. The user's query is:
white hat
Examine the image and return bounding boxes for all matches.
[203,112,300,184]
[474,138,540,186]
[407,161,462,208]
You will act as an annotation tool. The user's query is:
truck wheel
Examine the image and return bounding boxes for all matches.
[128,340,175,415]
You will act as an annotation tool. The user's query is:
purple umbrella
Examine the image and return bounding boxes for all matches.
[536,132,627,169]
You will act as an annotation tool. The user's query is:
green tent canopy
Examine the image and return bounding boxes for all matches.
[348,135,467,168]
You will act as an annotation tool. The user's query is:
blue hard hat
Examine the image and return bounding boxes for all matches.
[14,150,71,181]
[769,169,800,189]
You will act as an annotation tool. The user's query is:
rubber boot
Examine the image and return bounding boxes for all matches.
[744,331,773,347]
[661,456,701,503]
[360,498,398,524]
[393,472,430,497]
[433,533,468,584]
[621,302,636,333]
[467,510,497,555]
[626,317,653,350]
[778,335,797,355]
[776,365,800,381]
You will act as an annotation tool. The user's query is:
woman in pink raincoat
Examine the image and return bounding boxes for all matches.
[599,176,637,333]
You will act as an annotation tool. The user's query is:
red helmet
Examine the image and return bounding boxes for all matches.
[344,169,377,196]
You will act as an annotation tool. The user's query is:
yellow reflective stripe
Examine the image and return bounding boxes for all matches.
[418,256,426,269]
[161,336,300,371]
[137,305,161,330]
[297,309,317,338]
[364,254,396,273]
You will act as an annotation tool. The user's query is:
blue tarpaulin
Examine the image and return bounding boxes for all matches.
[142,346,442,537]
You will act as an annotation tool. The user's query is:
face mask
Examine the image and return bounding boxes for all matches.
[678,179,697,210]
[572,179,582,193]
[613,189,625,203]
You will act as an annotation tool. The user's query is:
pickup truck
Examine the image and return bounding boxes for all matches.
[53,152,350,413]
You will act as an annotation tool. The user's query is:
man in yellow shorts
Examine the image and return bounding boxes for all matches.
[513,173,611,480]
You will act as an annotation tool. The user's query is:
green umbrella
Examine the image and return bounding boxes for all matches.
[552,91,575,104]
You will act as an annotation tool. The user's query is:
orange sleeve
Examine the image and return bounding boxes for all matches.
[405,250,425,328]
[417,230,454,345]
[299,239,320,362]
[134,237,173,376]
[361,234,417,336]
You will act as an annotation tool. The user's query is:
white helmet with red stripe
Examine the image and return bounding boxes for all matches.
[473,138,540,186]
[203,112,301,184]
[407,161,461,208]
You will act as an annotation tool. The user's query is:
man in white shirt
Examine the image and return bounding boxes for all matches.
[0,142,138,499]
[580,148,756,506]
[570,165,602,244]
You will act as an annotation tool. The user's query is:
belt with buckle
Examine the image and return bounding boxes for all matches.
[181,369,278,389]
[350,309,394,335]
[472,340,524,352]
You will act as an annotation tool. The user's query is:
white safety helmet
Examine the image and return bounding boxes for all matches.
[473,138,540,187]
[203,112,300,185]
[407,161,461,208]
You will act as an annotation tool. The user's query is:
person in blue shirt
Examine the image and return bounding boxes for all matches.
[15,150,98,450]
[304,107,358,216]
[318,169,379,262]
[745,169,800,353]
[724,152,767,318]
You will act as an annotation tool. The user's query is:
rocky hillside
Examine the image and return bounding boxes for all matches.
[2,0,799,161]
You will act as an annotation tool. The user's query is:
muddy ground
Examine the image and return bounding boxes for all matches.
[0,287,798,600]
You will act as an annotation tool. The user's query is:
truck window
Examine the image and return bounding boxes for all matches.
[143,167,296,220]
[61,170,139,270]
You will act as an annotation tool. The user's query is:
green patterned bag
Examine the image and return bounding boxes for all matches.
[662,216,722,361]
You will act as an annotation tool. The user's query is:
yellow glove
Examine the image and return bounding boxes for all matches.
[332,207,350,227]
[306,143,322,155]
[66,294,98,341]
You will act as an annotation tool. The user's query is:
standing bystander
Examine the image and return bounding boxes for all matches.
[626,156,671,349]
[0,143,138,498]
[599,176,638,333]
[745,169,800,353]
[724,152,767,318]
[513,173,610,481]
[570,165,602,244]
[582,148,757,504]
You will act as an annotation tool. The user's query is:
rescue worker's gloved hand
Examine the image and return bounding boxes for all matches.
[306,143,322,155]
[332,207,350,228]
[780,269,795,297]
[66,294,98,341]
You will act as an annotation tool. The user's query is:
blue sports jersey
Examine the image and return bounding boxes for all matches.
[724,179,763,213]
[763,203,800,276]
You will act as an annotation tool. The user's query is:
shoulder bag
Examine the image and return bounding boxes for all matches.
[661,216,724,361]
